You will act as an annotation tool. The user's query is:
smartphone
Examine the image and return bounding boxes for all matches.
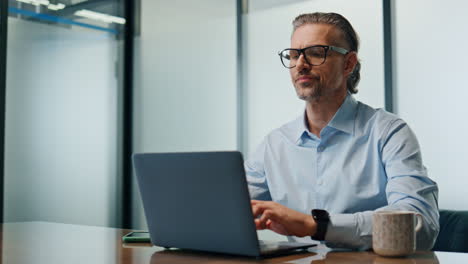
[122,231,151,243]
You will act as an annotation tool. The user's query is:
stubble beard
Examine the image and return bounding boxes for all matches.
[295,82,322,101]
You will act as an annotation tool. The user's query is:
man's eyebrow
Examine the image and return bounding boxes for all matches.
[295,44,331,49]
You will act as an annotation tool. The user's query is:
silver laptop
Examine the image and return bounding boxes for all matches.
[133,151,316,257]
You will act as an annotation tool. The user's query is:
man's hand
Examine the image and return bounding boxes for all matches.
[251,200,317,237]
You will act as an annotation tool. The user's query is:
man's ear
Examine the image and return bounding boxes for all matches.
[344,51,358,76]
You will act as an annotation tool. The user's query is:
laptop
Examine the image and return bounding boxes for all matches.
[133,151,316,257]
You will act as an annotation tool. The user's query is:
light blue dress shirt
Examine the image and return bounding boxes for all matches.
[245,94,439,250]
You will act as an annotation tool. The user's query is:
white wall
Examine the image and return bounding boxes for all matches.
[4,18,119,227]
[394,0,468,210]
[249,0,309,12]
[132,0,238,229]
[244,0,385,156]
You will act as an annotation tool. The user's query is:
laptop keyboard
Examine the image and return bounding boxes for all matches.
[258,240,314,254]
[258,240,283,251]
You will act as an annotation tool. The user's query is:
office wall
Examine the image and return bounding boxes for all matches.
[243,0,385,156]
[132,0,238,229]
[248,0,309,12]
[4,18,119,226]
[394,0,468,210]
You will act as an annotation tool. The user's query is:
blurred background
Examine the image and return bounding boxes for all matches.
[0,0,466,242]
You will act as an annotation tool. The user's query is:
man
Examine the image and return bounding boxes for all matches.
[246,12,439,250]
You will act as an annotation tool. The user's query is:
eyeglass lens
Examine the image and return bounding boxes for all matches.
[281,46,327,68]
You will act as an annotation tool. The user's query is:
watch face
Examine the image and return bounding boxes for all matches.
[312,209,329,219]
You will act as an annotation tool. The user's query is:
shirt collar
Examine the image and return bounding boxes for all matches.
[291,94,358,144]
[327,93,358,135]
[292,112,309,145]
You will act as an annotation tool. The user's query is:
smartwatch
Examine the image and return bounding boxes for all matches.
[311,209,330,241]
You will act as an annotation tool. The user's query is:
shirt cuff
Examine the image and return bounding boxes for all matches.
[324,213,372,250]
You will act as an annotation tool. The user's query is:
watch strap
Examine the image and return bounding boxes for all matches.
[311,209,329,241]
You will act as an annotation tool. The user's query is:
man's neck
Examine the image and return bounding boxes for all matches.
[305,91,347,137]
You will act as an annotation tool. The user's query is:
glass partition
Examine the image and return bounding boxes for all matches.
[0,0,8,223]
[4,0,125,227]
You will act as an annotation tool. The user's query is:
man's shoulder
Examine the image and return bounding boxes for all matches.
[355,101,406,135]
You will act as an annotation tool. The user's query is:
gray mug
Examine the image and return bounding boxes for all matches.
[372,211,423,257]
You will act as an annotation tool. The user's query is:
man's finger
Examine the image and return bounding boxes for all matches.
[268,221,290,236]
[251,204,257,215]
[252,204,267,217]
[259,209,275,225]
[255,209,274,229]
[255,218,267,230]
[251,200,276,208]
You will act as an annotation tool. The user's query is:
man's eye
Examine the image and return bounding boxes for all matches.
[307,49,325,58]
[309,52,322,57]
[289,52,299,60]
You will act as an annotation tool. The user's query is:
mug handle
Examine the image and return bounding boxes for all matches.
[415,213,423,232]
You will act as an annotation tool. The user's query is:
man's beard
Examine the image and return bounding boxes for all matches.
[296,84,322,101]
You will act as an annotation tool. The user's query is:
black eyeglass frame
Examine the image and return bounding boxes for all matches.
[278,45,349,69]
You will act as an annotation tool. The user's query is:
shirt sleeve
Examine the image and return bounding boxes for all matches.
[325,119,440,250]
[244,138,272,201]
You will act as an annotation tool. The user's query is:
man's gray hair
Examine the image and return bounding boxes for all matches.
[292,12,361,94]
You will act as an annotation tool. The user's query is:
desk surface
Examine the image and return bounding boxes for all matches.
[0,222,465,263]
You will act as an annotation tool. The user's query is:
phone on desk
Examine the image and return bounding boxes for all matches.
[122,231,151,243]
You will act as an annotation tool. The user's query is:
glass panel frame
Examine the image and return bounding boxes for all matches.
[0,0,9,224]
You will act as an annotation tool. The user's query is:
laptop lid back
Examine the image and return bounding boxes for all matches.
[133,151,261,256]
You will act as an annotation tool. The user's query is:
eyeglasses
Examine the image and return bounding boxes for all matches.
[278,45,349,69]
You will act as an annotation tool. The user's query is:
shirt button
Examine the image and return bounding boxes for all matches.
[317,179,323,185]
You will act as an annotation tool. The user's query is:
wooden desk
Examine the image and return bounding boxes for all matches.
[0,222,465,263]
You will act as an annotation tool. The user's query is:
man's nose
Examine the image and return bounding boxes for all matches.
[295,54,311,72]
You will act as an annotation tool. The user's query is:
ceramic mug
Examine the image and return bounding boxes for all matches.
[372,211,423,257]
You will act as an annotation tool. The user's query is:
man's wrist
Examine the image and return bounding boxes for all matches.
[306,214,318,237]
[311,209,330,241]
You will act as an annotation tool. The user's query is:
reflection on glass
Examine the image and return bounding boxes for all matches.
[150,250,260,264]
[149,250,442,264]
[7,0,125,34]
[1,222,120,263]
